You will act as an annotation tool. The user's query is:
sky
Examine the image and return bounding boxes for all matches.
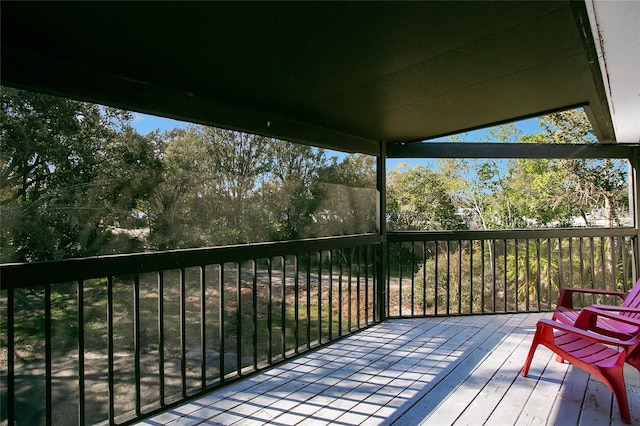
[132,112,542,139]
[130,111,544,172]
[131,112,189,134]
[387,118,543,171]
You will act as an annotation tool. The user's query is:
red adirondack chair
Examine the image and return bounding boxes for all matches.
[522,313,640,424]
[553,279,640,339]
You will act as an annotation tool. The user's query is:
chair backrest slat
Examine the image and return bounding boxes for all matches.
[621,279,640,319]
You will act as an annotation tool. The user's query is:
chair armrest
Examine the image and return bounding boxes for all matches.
[539,319,638,347]
[556,287,626,310]
[573,306,640,334]
[591,305,640,313]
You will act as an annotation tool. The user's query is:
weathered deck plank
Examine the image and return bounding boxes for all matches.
[548,366,590,425]
[137,313,640,426]
[395,314,531,425]
[514,345,570,426]
[453,318,545,425]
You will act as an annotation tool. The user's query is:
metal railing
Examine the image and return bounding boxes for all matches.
[1,228,638,425]
[387,228,638,318]
[0,234,382,425]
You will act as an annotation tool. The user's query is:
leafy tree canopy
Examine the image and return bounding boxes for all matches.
[1,87,161,261]
[388,110,629,231]
[1,88,629,263]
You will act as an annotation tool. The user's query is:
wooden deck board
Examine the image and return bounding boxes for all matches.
[516,346,570,426]
[549,366,590,426]
[453,321,542,425]
[397,315,527,425]
[137,313,640,426]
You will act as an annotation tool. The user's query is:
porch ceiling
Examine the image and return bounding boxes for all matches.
[0,1,629,153]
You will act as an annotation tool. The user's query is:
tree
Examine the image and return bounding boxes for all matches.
[502,156,572,226]
[312,154,377,236]
[438,158,502,229]
[1,87,158,262]
[508,110,629,228]
[198,127,272,243]
[435,124,524,230]
[98,124,163,227]
[143,126,274,248]
[142,127,208,249]
[261,141,327,240]
[539,109,595,144]
[387,164,465,231]
[561,158,627,227]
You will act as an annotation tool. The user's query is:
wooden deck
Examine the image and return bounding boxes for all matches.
[137,313,640,426]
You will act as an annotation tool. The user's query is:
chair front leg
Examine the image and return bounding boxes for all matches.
[522,325,544,377]
[601,368,631,424]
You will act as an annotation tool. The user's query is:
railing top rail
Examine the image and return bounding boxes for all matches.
[0,233,382,289]
[388,227,637,242]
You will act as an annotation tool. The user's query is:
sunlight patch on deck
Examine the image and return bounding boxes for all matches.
[139,312,640,425]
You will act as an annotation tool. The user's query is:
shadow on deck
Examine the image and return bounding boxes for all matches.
[137,313,640,426]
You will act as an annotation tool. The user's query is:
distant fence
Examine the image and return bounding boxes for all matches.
[387,228,638,318]
[0,235,382,425]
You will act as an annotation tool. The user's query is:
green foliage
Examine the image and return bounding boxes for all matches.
[539,109,596,143]
[431,111,629,230]
[312,154,377,236]
[387,165,466,231]
[143,126,274,248]
[438,157,513,229]
[397,234,633,317]
[261,142,327,240]
[1,87,158,262]
[396,110,632,314]
[142,127,377,249]
[406,241,483,315]
[1,87,378,260]
[1,87,629,266]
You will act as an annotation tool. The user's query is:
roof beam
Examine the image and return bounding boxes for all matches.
[2,47,379,156]
[387,142,636,159]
